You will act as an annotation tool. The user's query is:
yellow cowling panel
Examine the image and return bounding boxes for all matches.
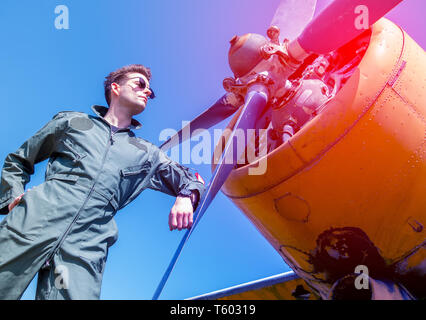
[213,18,425,298]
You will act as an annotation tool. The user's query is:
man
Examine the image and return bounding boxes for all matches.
[0,64,205,299]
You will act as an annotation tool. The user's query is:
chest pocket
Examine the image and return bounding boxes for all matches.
[118,162,153,209]
[48,135,87,177]
[62,139,87,164]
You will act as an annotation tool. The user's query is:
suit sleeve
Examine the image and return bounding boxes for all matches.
[0,113,67,214]
[148,148,205,209]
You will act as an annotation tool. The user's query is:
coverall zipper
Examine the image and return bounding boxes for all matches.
[42,124,117,270]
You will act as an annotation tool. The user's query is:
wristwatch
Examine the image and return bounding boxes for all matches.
[177,189,196,208]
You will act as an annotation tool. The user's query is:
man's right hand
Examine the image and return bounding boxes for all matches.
[8,193,24,212]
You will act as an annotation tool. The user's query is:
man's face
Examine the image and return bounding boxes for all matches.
[114,72,153,115]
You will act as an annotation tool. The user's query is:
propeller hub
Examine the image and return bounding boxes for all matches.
[228,33,268,78]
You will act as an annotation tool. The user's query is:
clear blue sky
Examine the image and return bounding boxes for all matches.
[0,0,424,300]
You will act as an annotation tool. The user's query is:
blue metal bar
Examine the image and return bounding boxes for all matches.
[187,271,299,300]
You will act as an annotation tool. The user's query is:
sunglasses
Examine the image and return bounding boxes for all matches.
[138,77,156,99]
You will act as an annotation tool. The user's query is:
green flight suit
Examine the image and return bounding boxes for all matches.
[0,105,205,300]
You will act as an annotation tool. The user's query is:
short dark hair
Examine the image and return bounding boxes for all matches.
[104,64,152,106]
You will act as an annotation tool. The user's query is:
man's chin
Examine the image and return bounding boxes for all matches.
[133,102,146,115]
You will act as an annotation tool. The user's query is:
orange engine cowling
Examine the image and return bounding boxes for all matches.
[213,18,425,299]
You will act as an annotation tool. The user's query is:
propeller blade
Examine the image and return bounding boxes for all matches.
[160,93,242,151]
[270,0,317,43]
[152,85,269,300]
[296,0,403,55]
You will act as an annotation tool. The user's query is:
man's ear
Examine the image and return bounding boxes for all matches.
[111,82,121,98]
